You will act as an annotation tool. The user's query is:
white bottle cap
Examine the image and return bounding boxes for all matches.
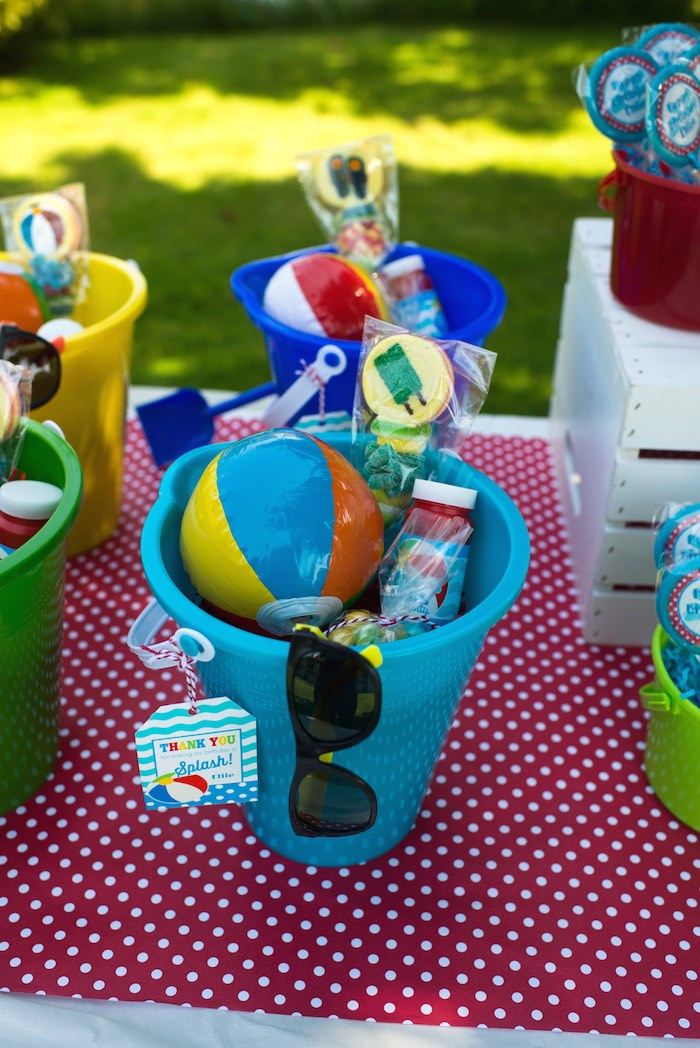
[380,254,426,279]
[412,478,477,510]
[0,479,63,520]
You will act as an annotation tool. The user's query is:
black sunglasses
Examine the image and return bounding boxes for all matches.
[0,325,62,409]
[287,626,382,838]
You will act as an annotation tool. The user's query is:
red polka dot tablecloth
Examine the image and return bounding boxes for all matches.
[1,417,699,1036]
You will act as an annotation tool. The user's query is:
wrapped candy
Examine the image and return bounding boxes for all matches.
[0,182,90,319]
[0,359,32,485]
[351,316,495,528]
[296,133,398,270]
[326,608,434,647]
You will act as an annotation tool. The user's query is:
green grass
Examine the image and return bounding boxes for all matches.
[0,24,617,415]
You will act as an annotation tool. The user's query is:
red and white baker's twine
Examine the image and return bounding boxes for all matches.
[138,639,200,714]
[326,612,437,635]
[296,360,326,421]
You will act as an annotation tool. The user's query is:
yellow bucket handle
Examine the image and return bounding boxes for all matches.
[639,682,679,715]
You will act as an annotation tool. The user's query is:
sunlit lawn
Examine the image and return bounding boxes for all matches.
[0,24,616,415]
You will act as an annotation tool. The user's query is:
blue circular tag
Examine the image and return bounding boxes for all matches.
[586,46,660,142]
[636,22,700,67]
[654,503,700,569]
[646,68,700,167]
[657,555,700,652]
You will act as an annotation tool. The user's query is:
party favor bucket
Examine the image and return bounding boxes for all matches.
[21,252,148,557]
[0,420,83,814]
[598,149,700,331]
[135,432,529,866]
[639,625,700,831]
[231,244,506,425]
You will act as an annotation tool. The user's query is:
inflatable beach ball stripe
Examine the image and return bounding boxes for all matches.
[179,429,383,623]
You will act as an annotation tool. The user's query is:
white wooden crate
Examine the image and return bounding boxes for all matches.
[550,218,700,647]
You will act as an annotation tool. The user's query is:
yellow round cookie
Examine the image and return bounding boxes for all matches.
[362,334,454,425]
[311,149,385,210]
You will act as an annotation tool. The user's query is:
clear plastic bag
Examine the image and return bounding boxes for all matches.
[0,359,32,485]
[0,182,90,319]
[351,316,496,527]
[653,501,700,655]
[296,133,398,270]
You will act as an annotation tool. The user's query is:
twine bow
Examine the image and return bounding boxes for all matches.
[131,637,201,715]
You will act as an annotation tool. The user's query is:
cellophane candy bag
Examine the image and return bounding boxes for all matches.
[296,133,398,270]
[0,182,90,319]
[351,316,496,530]
[0,359,32,485]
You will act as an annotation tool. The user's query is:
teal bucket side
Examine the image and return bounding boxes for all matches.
[0,420,83,814]
[140,433,529,866]
[230,243,507,423]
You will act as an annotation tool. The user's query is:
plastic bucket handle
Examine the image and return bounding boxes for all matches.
[598,166,624,213]
[127,597,216,666]
[639,683,677,715]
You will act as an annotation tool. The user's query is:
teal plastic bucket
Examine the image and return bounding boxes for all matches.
[231,243,506,424]
[138,433,529,866]
[0,420,83,814]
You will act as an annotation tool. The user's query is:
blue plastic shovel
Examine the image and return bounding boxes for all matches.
[136,379,277,466]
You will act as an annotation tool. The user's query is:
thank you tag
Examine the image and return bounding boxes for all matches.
[135,696,258,809]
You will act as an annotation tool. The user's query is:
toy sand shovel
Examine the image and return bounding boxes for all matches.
[137,343,347,466]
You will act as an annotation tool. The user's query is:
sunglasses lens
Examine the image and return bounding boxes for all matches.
[1,332,61,409]
[292,651,378,744]
[294,766,374,835]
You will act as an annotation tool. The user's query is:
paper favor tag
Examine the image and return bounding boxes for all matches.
[135,696,258,809]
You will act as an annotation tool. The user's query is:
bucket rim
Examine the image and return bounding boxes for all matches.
[612,148,700,198]
[231,241,507,350]
[0,419,83,581]
[0,251,148,348]
[141,433,530,662]
[651,624,700,722]
[66,252,148,346]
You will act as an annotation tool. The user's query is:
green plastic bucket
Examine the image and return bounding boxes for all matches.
[0,420,83,814]
[639,625,700,831]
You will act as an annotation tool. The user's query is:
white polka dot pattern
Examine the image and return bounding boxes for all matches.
[0,417,699,1036]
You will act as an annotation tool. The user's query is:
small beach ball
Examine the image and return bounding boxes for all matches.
[179,428,384,626]
[147,773,208,807]
[262,251,389,340]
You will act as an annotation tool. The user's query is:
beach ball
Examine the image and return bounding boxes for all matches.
[13,192,83,259]
[147,773,208,807]
[262,251,389,340]
[180,428,384,626]
[0,260,49,331]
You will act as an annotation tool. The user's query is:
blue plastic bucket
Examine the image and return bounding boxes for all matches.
[137,433,529,866]
[231,244,506,424]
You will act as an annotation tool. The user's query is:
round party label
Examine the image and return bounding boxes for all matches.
[646,69,700,167]
[636,22,700,67]
[586,46,659,141]
[654,503,700,569]
[657,557,700,651]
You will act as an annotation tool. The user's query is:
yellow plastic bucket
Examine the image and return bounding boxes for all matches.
[10,252,148,556]
[639,625,700,831]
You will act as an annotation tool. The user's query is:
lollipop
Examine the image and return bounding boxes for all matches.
[657,556,700,653]
[646,67,700,170]
[654,502,700,570]
[0,361,23,441]
[636,22,700,67]
[584,46,659,143]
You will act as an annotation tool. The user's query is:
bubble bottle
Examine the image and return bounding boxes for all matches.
[379,478,477,627]
[0,479,63,557]
[379,254,448,338]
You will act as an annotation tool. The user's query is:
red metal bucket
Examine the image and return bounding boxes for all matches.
[598,149,700,331]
